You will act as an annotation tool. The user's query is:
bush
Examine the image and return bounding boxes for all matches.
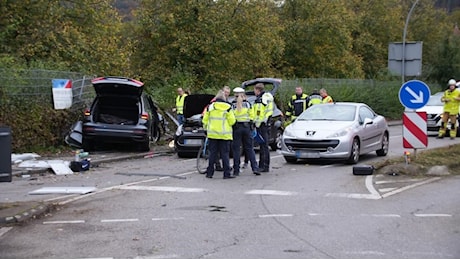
[0,97,83,153]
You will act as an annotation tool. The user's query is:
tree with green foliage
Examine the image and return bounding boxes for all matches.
[279,0,364,78]
[132,0,284,93]
[0,0,128,75]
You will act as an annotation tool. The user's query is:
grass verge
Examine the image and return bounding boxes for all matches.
[374,143,460,176]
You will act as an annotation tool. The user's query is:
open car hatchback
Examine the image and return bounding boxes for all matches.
[82,76,163,151]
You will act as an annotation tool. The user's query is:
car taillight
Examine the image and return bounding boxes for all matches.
[84,109,91,116]
[141,112,149,120]
[84,126,95,132]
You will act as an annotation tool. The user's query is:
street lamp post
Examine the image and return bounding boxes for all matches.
[402,0,420,84]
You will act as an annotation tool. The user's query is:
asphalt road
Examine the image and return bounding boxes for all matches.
[0,125,459,258]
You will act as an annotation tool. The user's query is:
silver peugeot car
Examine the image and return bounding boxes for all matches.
[280,102,389,164]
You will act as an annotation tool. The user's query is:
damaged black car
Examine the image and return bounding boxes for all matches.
[174,94,215,158]
[69,76,164,151]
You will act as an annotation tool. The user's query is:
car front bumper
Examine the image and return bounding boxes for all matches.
[174,132,206,154]
[280,136,351,160]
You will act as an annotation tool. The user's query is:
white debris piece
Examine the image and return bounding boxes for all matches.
[47,160,74,175]
[17,159,73,175]
[29,187,96,195]
[11,153,41,164]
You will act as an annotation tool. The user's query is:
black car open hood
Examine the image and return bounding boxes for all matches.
[183,94,215,118]
[92,76,144,97]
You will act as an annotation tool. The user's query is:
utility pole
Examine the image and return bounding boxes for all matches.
[402,0,420,84]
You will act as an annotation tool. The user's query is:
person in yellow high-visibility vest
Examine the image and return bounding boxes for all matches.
[202,90,236,179]
[438,79,460,139]
[252,83,274,172]
[173,87,188,125]
[231,87,261,176]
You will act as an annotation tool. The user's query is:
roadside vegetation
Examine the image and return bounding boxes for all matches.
[2,0,460,152]
[375,144,460,176]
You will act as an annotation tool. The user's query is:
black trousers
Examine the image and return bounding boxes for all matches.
[257,123,270,171]
[232,124,259,174]
[207,139,231,178]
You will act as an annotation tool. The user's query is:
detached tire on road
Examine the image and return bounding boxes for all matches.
[284,156,297,163]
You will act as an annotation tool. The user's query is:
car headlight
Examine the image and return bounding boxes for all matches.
[327,128,350,138]
[175,125,183,136]
[283,126,296,138]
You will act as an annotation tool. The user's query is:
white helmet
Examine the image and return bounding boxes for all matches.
[448,79,456,85]
[233,87,245,93]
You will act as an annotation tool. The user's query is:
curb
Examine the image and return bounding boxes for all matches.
[12,146,175,177]
[0,203,53,226]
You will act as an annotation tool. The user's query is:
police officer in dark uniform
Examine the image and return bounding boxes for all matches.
[231,87,260,176]
[253,83,274,172]
[285,86,309,122]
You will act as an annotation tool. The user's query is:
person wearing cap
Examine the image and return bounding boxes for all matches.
[231,87,261,176]
[252,83,274,172]
[438,79,460,139]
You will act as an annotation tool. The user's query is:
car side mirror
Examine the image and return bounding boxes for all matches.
[363,117,373,126]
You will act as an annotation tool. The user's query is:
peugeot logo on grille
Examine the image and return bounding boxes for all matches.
[306,131,316,136]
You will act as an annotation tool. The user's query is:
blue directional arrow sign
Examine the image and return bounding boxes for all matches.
[398,80,431,110]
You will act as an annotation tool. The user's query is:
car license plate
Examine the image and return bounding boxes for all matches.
[184,139,202,145]
[295,150,320,159]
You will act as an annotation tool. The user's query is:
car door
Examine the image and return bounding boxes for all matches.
[358,106,381,153]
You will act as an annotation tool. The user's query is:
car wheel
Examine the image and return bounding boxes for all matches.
[284,156,297,163]
[270,129,283,151]
[346,138,360,164]
[151,126,161,144]
[139,140,150,152]
[376,132,389,156]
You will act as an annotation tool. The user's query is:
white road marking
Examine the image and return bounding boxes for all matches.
[390,135,402,139]
[52,170,199,205]
[258,214,293,218]
[381,177,441,198]
[325,193,381,200]
[414,214,452,217]
[245,189,297,196]
[375,178,427,184]
[43,220,85,224]
[118,185,206,193]
[326,175,381,199]
[0,227,13,238]
[101,218,139,223]
[378,187,398,193]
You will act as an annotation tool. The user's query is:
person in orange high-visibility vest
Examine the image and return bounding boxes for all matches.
[320,88,333,103]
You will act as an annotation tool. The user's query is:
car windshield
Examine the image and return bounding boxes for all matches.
[297,104,356,121]
[426,94,443,106]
